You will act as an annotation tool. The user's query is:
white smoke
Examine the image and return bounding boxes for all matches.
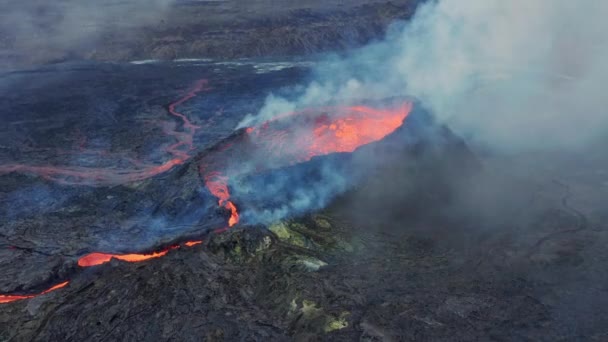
[0,0,176,64]
[243,0,608,152]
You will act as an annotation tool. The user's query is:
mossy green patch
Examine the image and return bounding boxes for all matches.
[325,312,350,332]
[312,215,332,229]
[292,299,350,334]
[269,222,309,248]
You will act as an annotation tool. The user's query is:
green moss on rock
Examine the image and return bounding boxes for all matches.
[269,222,310,248]
[290,299,350,334]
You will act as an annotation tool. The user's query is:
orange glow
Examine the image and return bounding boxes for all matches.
[225,201,239,227]
[184,240,203,247]
[203,171,240,227]
[77,239,207,267]
[248,102,412,166]
[0,281,69,304]
[198,102,411,230]
[78,249,174,267]
[306,104,411,158]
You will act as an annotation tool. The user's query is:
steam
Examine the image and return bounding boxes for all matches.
[231,156,352,224]
[0,0,175,65]
[242,0,608,152]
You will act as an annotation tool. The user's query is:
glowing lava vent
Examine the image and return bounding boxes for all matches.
[247,102,413,166]
[197,101,412,226]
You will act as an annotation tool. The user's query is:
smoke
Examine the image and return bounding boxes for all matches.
[242,0,608,152]
[0,0,175,65]
[231,153,352,225]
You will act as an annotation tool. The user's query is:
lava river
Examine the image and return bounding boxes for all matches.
[0,81,412,303]
[0,79,209,186]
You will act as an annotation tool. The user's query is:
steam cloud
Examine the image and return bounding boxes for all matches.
[0,0,175,66]
[243,0,608,152]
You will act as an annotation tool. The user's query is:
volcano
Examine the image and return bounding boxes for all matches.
[0,62,456,294]
[0,70,414,303]
[1,0,607,338]
[2,59,602,341]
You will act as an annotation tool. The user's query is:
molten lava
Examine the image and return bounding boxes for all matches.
[197,101,412,231]
[203,171,240,227]
[0,281,69,304]
[184,241,203,247]
[248,103,412,165]
[77,240,204,267]
[78,249,174,267]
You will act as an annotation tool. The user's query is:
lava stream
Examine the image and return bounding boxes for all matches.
[0,80,208,186]
[78,249,174,267]
[203,171,240,227]
[0,281,69,304]
[77,240,203,267]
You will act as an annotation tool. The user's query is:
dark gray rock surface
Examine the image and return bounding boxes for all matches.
[0,0,421,71]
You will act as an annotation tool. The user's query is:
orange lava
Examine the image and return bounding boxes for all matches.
[203,171,240,228]
[184,240,203,247]
[248,102,412,166]
[77,239,206,267]
[78,249,174,267]
[225,201,240,227]
[0,281,69,304]
[198,101,411,231]
[307,104,412,158]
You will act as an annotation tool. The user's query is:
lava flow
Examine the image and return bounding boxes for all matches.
[1,239,204,304]
[203,170,240,227]
[0,281,69,304]
[0,98,412,304]
[0,79,208,186]
[77,240,203,267]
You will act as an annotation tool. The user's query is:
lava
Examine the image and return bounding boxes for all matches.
[184,241,203,247]
[77,240,204,267]
[0,239,207,304]
[0,80,208,186]
[248,103,413,166]
[203,171,240,227]
[0,281,69,304]
[0,96,412,304]
[197,101,412,231]
[78,249,174,267]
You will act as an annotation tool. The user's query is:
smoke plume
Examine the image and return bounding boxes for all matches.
[243,0,608,152]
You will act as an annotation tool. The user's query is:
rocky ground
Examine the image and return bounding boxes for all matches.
[0,0,420,71]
